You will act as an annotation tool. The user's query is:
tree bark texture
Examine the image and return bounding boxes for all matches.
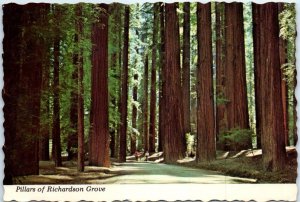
[52,5,62,167]
[119,5,130,162]
[196,3,216,162]
[149,3,159,153]
[89,4,110,167]
[158,2,165,152]
[252,3,262,149]
[76,4,85,172]
[182,2,191,135]
[143,54,149,153]
[215,2,226,146]
[224,3,251,150]
[252,3,286,171]
[3,4,50,180]
[278,3,289,147]
[163,3,186,163]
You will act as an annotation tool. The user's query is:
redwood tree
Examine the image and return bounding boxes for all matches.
[3,4,50,182]
[149,3,159,153]
[224,3,251,150]
[89,4,110,167]
[196,3,216,162]
[253,3,286,171]
[52,5,62,167]
[119,5,130,162]
[182,2,191,135]
[143,54,149,153]
[158,2,165,152]
[215,2,226,145]
[163,3,186,163]
[76,4,85,172]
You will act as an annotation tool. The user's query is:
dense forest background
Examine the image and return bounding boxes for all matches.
[3,2,296,184]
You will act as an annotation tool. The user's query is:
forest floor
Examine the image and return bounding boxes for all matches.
[14,147,296,184]
[176,146,297,183]
[14,159,256,184]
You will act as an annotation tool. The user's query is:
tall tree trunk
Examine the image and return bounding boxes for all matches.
[158,2,165,152]
[52,5,62,167]
[182,2,191,135]
[253,3,286,171]
[149,3,159,153]
[76,4,85,172]
[3,4,23,183]
[3,4,50,177]
[163,3,186,163]
[131,63,138,154]
[39,5,51,160]
[89,4,110,167]
[143,54,149,153]
[119,5,130,162]
[278,3,289,147]
[68,16,79,161]
[215,2,226,147]
[224,3,251,150]
[252,3,262,149]
[196,3,216,162]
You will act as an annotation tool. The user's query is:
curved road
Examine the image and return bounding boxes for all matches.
[98,161,256,184]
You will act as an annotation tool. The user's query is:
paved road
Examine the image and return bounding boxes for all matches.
[96,161,256,184]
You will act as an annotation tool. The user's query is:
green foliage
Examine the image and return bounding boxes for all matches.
[279,4,296,86]
[218,128,254,151]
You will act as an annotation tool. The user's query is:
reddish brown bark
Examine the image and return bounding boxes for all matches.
[253,3,286,171]
[224,3,251,150]
[163,3,186,163]
[52,5,62,167]
[143,54,149,153]
[278,3,289,147]
[196,3,216,162]
[3,4,50,180]
[89,4,110,167]
[182,2,191,135]
[252,3,262,149]
[119,6,130,162]
[215,2,226,145]
[76,4,85,172]
[158,3,165,152]
[149,3,159,153]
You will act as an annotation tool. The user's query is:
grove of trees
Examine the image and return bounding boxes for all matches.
[3,2,296,184]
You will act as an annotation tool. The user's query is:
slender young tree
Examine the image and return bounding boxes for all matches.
[158,2,165,152]
[196,3,216,162]
[143,54,149,152]
[119,5,130,162]
[131,71,138,154]
[68,8,79,161]
[182,2,191,135]
[149,3,159,153]
[89,4,110,167]
[215,2,226,145]
[253,3,286,171]
[163,3,186,163]
[76,4,85,172]
[52,5,62,167]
